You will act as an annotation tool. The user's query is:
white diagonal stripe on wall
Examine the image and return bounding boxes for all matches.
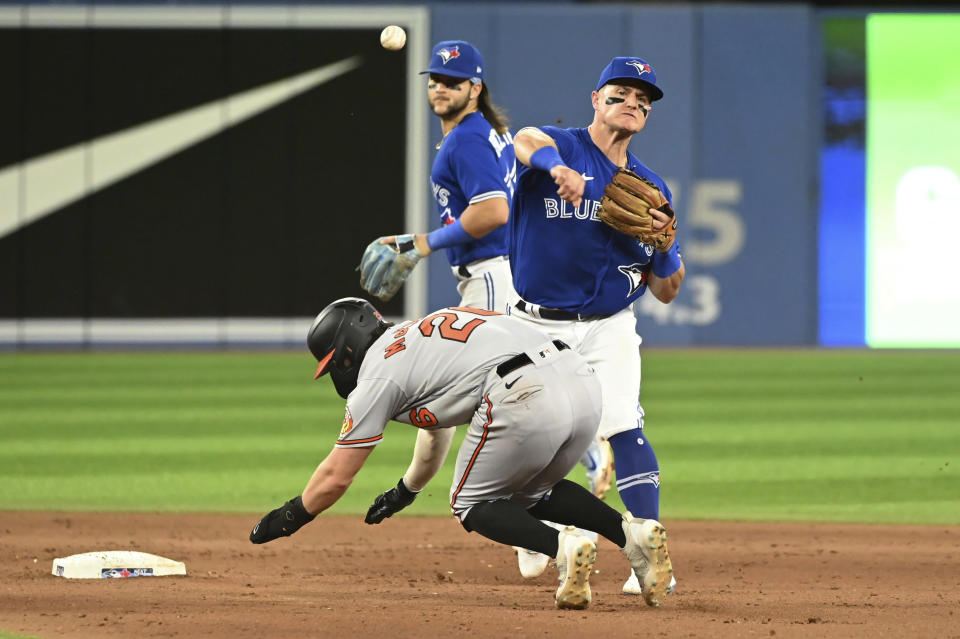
[0,55,361,240]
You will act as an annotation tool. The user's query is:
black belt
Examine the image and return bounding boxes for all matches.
[496,340,569,378]
[514,300,612,322]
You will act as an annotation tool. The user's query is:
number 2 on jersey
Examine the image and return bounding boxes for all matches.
[383,308,499,359]
[418,307,498,343]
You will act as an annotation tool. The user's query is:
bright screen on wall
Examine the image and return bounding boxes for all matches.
[865,14,960,347]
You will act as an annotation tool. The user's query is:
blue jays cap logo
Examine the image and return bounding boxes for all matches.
[422,40,485,81]
[438,46,460,64]
[595,56,663,100]
[626,60,652,76]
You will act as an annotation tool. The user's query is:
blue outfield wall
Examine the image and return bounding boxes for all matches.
[427,3,819,345]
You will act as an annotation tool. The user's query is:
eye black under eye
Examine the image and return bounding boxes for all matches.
[430,75,462,87]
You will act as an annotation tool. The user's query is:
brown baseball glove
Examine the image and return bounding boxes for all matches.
[598,168,677,251]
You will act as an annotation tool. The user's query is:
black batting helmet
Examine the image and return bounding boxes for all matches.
[307,297,392,399]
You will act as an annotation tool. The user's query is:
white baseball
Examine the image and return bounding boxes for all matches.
[380,25,406,51]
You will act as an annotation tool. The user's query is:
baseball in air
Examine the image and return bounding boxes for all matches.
[380,25,406,51]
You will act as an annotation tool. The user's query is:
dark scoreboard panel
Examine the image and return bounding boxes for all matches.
[1,25,408,317]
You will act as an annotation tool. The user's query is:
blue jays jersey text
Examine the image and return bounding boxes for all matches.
[431,111,516,266]
[509,126,673,315]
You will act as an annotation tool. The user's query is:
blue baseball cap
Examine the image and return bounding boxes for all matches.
[595,57,664,101]
[420,40,484,83]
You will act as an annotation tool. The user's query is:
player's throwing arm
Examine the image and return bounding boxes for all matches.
[514,128,585,207]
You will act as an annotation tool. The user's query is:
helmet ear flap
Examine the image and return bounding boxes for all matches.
[330,366,361,399]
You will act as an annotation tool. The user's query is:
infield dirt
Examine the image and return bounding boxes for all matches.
[1,513,957,638]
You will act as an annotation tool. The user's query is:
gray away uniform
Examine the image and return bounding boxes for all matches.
[334,307,602,521]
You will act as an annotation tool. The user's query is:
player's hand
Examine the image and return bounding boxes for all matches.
[598,168,677,251]
[364,478,418,524]
[379,235,430,257]
[359,235,424,301]
[649,206,673,232]
[550,166,585,208]
[249,495,316,544]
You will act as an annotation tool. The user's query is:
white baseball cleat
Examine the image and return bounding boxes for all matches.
[620,512,674,607]
[622,570,642,595]
[554,526,597,610]
[515,521,565,578]
[515,546,551,579]
[623,570,676,596]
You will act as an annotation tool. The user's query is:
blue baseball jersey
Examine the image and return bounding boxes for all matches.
[509,126,673,315]
[431,111,516,266]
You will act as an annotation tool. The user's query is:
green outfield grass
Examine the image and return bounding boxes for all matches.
[1,349,957,524]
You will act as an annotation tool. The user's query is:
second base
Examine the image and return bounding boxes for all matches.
[52,550,187,579]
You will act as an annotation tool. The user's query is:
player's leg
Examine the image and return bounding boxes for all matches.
[526,478,673,607]
[608,408,660,519]
[580,309,660,521]
[491,307,588,573]
[449,357,592,548]
[454,436,598,610]
[462,498,560,556]
[608,414,674,593]
[507,352,603,609]
[513,360,622,544]
[512,357,674,608]
[456,258,516,313]
[450,355,599,608]
[579,309,673,595]
[460,498,596,610]
[458,262,555,577]
[527,479,625,544]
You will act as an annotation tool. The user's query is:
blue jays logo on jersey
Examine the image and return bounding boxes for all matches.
[438,46,460,64]
[626,60,652,76]
[618,263,648,296]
